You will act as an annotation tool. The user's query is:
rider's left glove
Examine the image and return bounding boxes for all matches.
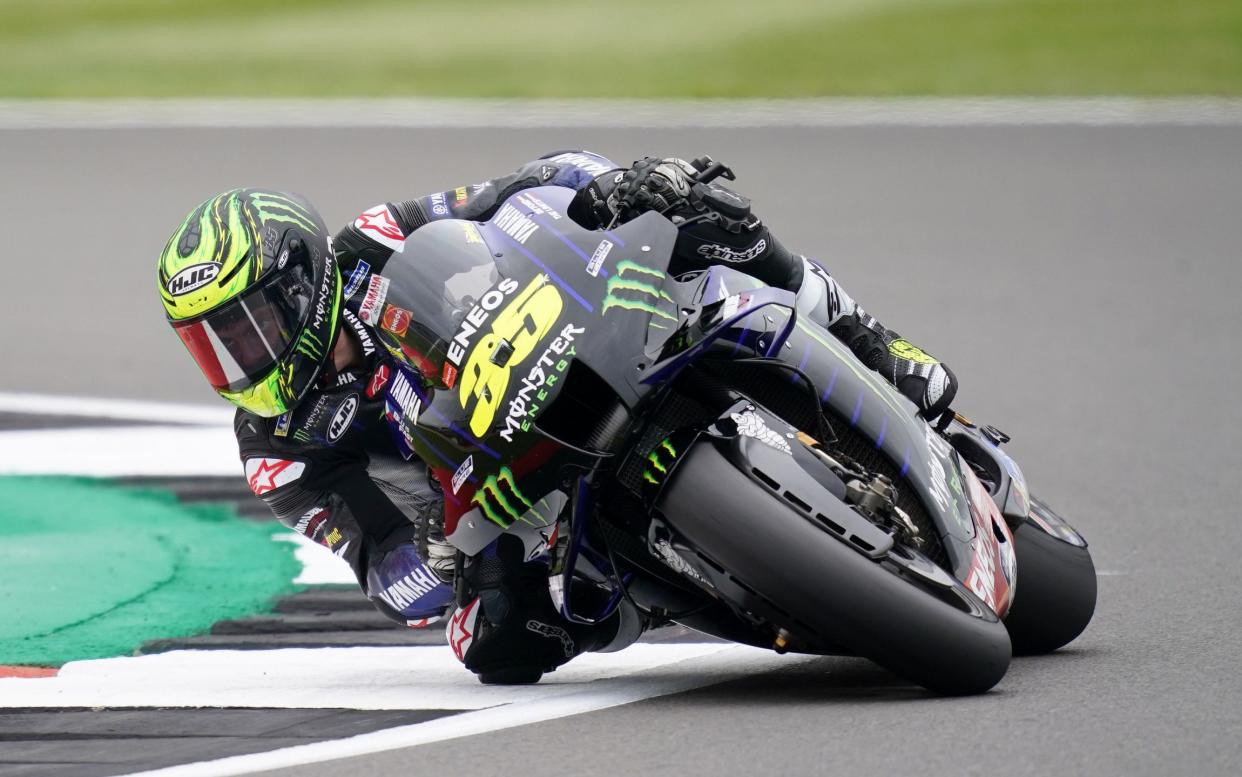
[570,157,699,227]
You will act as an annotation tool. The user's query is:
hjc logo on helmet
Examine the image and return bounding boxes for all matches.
[166,263,220,296]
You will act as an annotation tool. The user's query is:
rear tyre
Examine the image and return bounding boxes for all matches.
[1003,518,1097,655]
[660,441,1011,695]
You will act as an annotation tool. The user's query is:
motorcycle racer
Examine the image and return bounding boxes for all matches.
[156,151,957,683]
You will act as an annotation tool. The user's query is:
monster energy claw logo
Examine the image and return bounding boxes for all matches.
[295,328,323,360]
[643,438,679,486]
[472,467,534,528]
[247,191,317,233]
[602,261,675,321]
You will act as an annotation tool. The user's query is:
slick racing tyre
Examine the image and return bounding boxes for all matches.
[1002,498,1097,655]
[658,440,1011,695]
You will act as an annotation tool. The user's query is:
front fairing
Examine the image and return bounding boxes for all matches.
[370,187,680,551]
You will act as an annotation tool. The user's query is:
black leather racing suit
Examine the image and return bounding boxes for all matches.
[235,150,957,670]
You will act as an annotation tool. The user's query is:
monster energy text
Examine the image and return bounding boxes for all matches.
[311,254,336,332]
[498,322,586,443]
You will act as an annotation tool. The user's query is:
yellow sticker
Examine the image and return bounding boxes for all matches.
[888,339,937,365]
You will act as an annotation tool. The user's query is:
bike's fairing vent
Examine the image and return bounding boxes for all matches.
[617,387,721,494]
[699,360,950,570]
[535,360,630,454]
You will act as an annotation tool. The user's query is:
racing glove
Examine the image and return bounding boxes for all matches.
[569,156,785,284]
[570,156,698,226]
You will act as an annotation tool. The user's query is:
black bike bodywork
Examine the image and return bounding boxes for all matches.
[372,185,1095,694]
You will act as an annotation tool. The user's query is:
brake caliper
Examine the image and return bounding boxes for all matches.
[796,433,924,550]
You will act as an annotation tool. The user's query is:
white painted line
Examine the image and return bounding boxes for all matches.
[0,644,761,712]
[0,425,239,476]
[273,531,357,586]
[100,645,800,777]
[3,98,1242,129]
[0,391,232,425]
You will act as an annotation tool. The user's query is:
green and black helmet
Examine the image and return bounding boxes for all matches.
[158,189,341,417]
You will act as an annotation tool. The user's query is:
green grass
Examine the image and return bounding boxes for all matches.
[1,0,1239,97]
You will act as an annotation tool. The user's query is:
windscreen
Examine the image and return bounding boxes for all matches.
[380,219,502,354]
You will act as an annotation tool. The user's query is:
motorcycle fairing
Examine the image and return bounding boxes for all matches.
[947,419,1087,548]
[639,287,798,385]
[372,184,1007,607]
[947,420,1032,525]
[690,264,982,579]
[374,188,681,549]
[960,461,1017,616]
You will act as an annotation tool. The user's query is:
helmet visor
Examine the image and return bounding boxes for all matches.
[171,258,315,391]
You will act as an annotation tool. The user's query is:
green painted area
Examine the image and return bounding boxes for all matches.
[0,477,299,667]
[0,0,1238,97]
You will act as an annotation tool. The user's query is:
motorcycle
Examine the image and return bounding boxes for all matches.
[371,166,1097,695]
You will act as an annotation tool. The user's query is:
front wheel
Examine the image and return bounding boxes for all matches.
[658,439,1011,695]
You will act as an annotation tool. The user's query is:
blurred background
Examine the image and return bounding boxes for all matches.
[2,0,1239,97]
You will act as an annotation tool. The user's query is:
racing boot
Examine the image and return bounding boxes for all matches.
[446,534,644,684]
[795,255,957,420]
[684,224,958,419]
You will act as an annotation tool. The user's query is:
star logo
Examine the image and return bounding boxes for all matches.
[354,205,403,241]
[447,597,481,662]
[366,364,391,398]
[245,458,304,496]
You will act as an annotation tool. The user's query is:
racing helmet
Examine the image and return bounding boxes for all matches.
[157,188,342,417]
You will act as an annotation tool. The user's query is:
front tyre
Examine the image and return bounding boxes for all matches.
[659,440,1011,695]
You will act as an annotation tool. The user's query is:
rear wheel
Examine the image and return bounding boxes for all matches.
[659,440,1011,695]
[1003,502,1097,655]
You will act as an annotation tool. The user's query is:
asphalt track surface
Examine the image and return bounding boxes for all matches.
[2,124,1241,775]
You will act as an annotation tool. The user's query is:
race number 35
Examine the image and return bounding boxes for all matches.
[459,275,563,436]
